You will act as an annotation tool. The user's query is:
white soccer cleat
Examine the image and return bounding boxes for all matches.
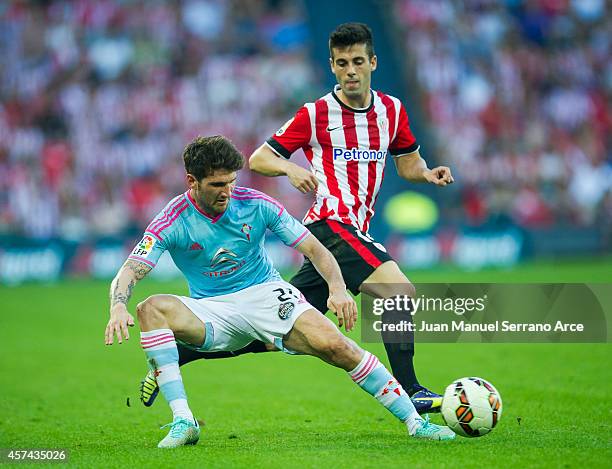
[157,417,200,448]
[410,415,456,441]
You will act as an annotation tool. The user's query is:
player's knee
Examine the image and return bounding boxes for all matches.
[321,335,356,365]
[368,280,416,301]
[392,282,416,299]
[136,295,165,323]
[136,299,150,323]
[379,283,416,301]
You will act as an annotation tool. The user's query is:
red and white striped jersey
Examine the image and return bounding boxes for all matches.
[266,86,420,233]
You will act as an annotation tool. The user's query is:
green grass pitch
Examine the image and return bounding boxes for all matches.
[1,257,610,468]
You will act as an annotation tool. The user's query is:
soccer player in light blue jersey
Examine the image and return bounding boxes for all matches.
[104,136,455,448]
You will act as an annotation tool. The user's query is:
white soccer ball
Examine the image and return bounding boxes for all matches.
[441,377,502,437]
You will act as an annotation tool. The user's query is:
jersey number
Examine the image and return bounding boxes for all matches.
[273,287,300,302]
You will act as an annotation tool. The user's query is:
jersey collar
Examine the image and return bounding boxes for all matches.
[186,190,226,224]
[332,85,374,113]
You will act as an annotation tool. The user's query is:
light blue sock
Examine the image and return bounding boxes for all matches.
[141,329,193,421]
[349,351,422,432]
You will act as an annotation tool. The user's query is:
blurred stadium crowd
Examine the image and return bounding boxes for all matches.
[0,0,610,242]
[0,0,317,240]
[395,0,611,230]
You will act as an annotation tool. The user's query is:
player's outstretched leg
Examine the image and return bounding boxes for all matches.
[380,305,443,414]
[361,264,443,414]
[140,341,271,407]
[137,295,202,448]
[283,310,455,441]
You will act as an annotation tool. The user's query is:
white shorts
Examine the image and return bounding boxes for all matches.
[173,280,313,353]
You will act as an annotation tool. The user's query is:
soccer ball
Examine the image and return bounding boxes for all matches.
[441,377,502,437]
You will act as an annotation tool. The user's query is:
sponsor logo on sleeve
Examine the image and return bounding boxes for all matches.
[132,235,156,258]
[275,117,294,137]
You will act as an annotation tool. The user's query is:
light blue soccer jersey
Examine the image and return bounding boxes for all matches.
[128,186,310,298]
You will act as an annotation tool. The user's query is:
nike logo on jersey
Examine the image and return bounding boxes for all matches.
[326,125,345,132]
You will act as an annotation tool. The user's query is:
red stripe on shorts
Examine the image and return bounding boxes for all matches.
[326,220,382,268]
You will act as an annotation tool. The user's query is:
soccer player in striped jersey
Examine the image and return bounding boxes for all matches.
[106,135,455,447]
[252,22,455,413]
[146,23,455,414]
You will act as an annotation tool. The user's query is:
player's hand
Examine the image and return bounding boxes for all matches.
[424,166,454,186]
[105,304,135,345]
[327,289,358,332]
[286,165,318,193]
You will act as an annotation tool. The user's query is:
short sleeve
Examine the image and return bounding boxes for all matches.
[127,232,167,268]
[266,106,312,159]
[389,102,419,156]
[261,198,310,248]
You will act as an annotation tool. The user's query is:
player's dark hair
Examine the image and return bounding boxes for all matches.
[329,22,375,59]
[182,135,244,180]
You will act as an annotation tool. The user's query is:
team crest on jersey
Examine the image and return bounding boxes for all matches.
[278,302,295,320]
[241,223,252,241]
[275,117,294,136]
[377,118,388,133]
[132,235,156,258]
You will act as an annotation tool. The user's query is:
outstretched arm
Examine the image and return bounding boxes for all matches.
[394,148,454,186]
[295,235,358,331]
[105,260,152,345]
[249,144,318,194]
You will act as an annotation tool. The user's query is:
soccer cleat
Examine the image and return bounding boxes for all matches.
[411,415,456,441]
[410,385,443,414]
[140,370,159,407]
[158,417,200,448]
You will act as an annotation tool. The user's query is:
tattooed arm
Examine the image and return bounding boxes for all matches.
[105,260,152,345]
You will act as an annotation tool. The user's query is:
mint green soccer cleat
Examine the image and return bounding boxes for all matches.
[411,415,456,441]
[158,417,200,448]
[140,370,159,407]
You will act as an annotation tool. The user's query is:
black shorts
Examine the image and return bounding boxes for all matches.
[290,219,393,313]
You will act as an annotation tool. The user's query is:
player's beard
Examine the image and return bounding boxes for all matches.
[192,187,226,216]
[203,196,228,216]
[212,197,229,214]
